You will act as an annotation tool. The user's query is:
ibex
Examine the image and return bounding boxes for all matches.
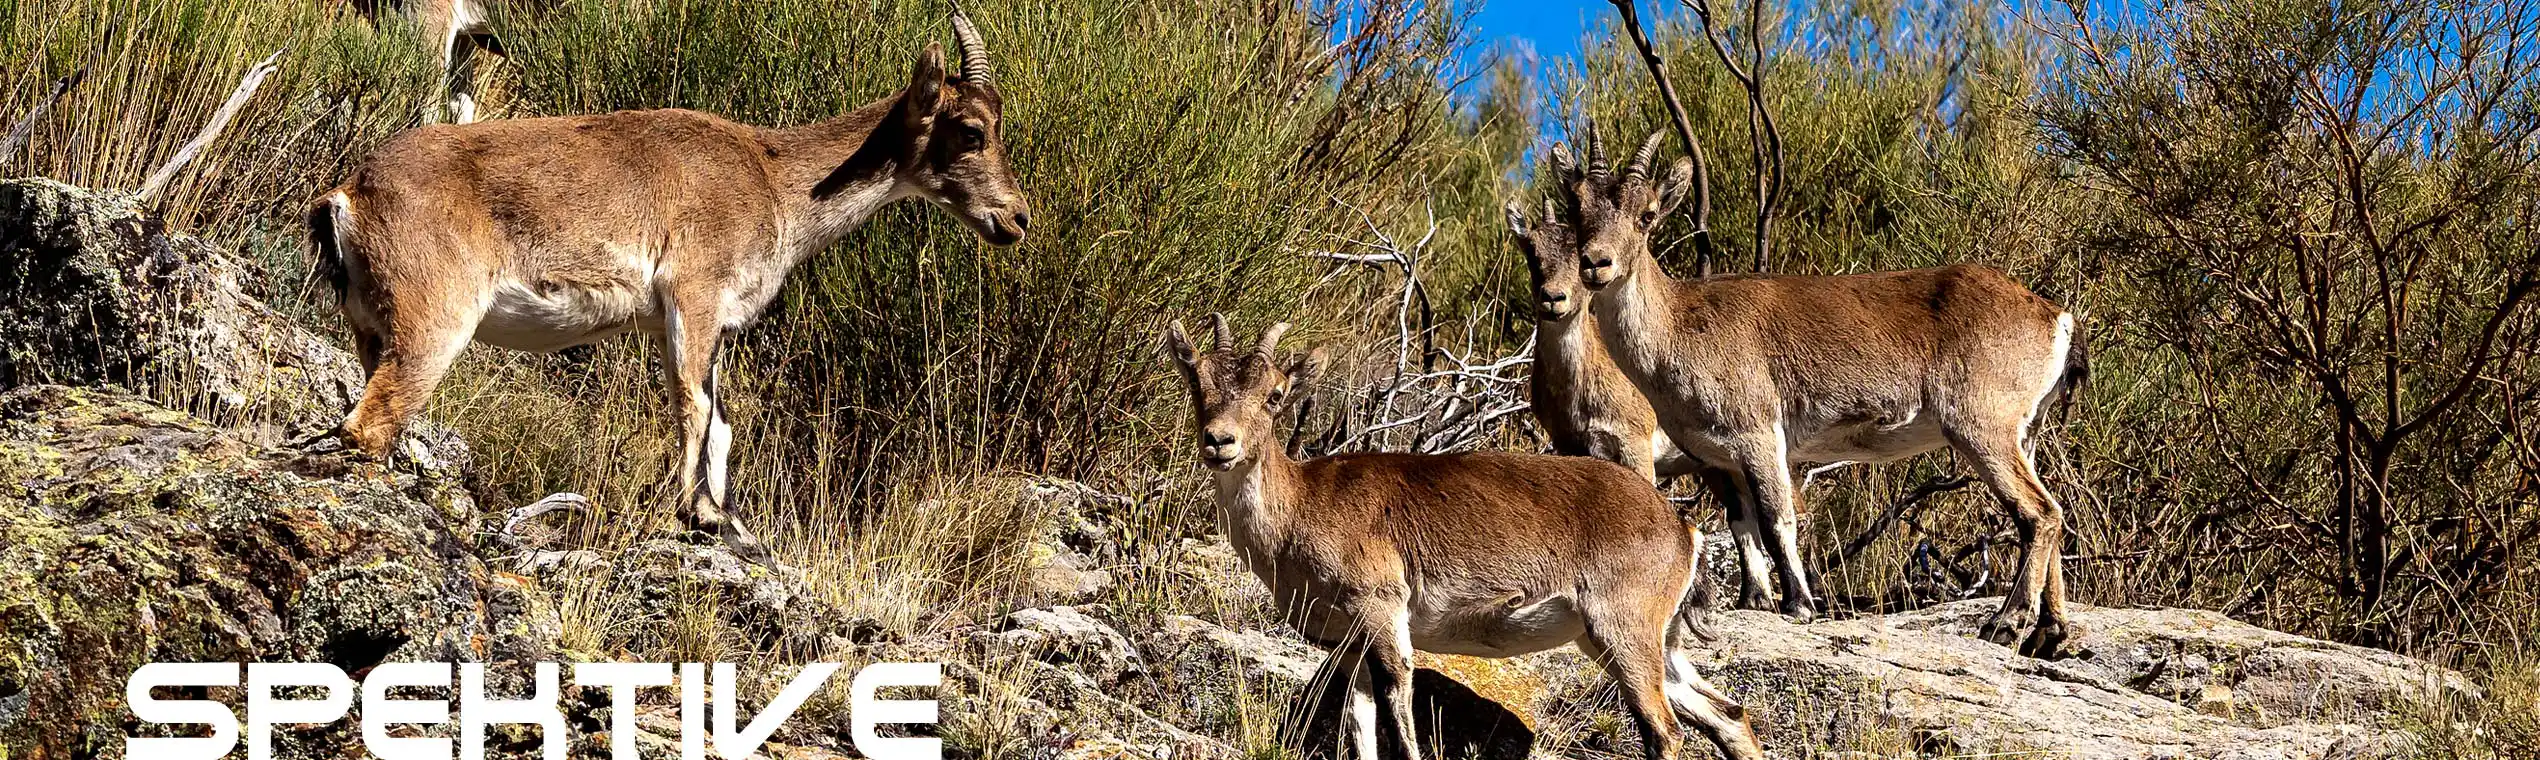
[1556,131,2085,657]
[1164,315,1761,760]
[308,9,1030,561]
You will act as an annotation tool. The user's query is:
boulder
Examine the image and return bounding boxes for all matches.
[0,385,529,756]
[1665,598,2475,759]
[974,605,1147,684]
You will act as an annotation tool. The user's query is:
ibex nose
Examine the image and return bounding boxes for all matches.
[1201,430,1235,448]
[1011,209,1031,232]
[1540,290,1567,304]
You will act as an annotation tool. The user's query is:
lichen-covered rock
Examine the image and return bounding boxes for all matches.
[1527,597,2478,759]
[0,384,528,757]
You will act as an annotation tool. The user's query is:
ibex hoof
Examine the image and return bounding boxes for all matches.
[2020,619,2070,659]
[1780,597,1818,624]
[1978,606,2038,648]
[1737,589,1775,612]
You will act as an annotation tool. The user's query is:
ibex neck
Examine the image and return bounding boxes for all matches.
[1589,262,1679,368]
[761,95,922,256]
[1210,447,1301,579]
[1531,313,1595,397]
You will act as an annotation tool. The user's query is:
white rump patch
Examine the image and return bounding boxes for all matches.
[2022,312,2077,440]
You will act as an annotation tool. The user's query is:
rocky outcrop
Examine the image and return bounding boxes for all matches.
[0,385,521,755]
[1521,599,2480,759]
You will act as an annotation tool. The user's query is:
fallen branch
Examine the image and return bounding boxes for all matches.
[137,47,286,203]
[1821,474,1976,575]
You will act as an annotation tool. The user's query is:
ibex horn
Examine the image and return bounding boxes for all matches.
[1626,131,1664,180]
[1207,312,1234,351]
[1549,142,1579,183]
[950,3,994,87]
[1585,122,1611,178]
[1258,322,1292,355]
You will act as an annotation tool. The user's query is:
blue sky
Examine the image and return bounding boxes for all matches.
[1469,0,1600,69]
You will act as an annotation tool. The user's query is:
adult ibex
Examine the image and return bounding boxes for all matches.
[308,9,1030,561]
[1164,315,1761,760]
[1557,131,2085,657]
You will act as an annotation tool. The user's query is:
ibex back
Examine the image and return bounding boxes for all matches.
[309,8,1030,560]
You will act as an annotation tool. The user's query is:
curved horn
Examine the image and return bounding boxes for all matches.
[1258,322,1292,355]
[1207,312,1234,351]
[950,3,995,86]
[1585,123,1611,179]
[1627,131,1665,180]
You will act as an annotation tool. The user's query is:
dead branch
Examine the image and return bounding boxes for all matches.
[1679,0,1786,272]
[1,24,117,170]
[1298,198,1534,457]
[1607,0,1720,275]
[1820,474,1976,575]
[137,47,286,203]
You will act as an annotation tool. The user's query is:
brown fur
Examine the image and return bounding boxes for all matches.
[1553,130,2085,657]
[311,21,1030,562]
[1165,316,1762,760]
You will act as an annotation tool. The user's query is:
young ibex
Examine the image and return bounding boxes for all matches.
[1503,197,1696,484]
[309,9,1030,560]
[1558,131,2085,657]
[1164,315,1761,760]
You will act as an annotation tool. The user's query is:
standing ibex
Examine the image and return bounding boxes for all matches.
[1557,131,2085,657]
[308,9,1030,561]
[1165,315,1761,760]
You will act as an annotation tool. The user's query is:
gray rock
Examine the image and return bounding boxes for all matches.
[976,605,1147,683]
[0,385,534,755]
[1680,598,2467,759]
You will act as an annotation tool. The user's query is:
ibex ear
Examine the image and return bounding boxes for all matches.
[906,43,948,122]
[1656,156,1695,218]
[1162,320,1198,368]
[1284,346,1329,390]
[1504,200,1532,242]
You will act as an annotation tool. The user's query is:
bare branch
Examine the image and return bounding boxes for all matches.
[137,47,286,203]
[1606,0,1720,274]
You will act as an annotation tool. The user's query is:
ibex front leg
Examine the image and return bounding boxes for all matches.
[665,305,769,564]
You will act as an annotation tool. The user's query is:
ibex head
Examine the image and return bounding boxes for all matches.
[1552,128,1692,290]
[896,4,1032,245]
[1163,315,1328,471]
[1505,197,1586,322]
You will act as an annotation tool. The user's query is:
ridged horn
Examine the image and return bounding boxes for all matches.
[1258,322,1292,355]
[1585,122,1611,178]
[950,3,994,86]
[1626,131,1665,180]
[1207,312,1235,351]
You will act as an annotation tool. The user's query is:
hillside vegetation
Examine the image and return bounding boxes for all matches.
[3,0,2534,755]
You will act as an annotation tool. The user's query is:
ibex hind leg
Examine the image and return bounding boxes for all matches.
[1955,429,2068,656]
[1578,603,1687,760]
[340,311,476,460]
